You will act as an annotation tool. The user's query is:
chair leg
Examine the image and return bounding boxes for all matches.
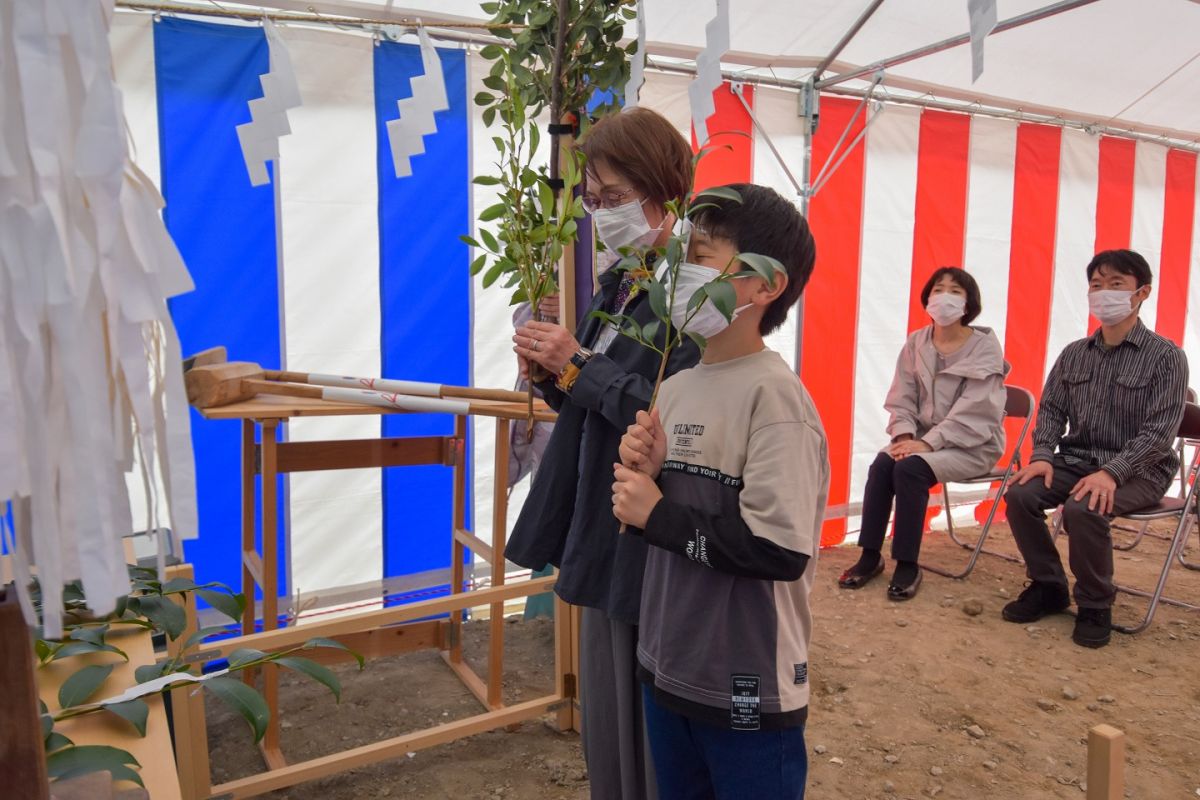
[923,477,1022,579]
[1176,512,1200,570]
[1112,520,1151,551]
[1112,510,1197,635]
[942,484,971,549]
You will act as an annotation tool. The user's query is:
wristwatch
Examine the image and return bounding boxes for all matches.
[556,348,594,392]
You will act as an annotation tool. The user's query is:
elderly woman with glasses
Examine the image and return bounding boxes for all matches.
[505,107,697,800]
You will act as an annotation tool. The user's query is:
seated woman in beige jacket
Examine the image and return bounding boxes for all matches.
[839,267,1007,600]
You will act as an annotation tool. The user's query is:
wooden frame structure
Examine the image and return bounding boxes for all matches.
[170,393,574,799]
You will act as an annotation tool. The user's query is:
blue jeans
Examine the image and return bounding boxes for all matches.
[642,685,808,800]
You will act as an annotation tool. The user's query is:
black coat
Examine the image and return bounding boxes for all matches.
[504,268,701,625]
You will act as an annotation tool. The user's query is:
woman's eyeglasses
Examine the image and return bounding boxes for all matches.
[581,187,638,213]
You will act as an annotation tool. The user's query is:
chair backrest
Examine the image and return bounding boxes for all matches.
[1178,402,1200,440]
[1004,385,1035,419]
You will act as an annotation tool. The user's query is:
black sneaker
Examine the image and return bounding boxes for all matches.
[1072,607,1112,648]
[1001,581,1070,623]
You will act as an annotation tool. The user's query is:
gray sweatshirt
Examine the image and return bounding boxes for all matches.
[637,349,829,730]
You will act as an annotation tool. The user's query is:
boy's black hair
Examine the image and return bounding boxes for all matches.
[1086,249,1153,287]
[919,267,983,326]
[689,183,817,335]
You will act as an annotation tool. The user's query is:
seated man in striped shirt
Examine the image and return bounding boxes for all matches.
[1002,249,1189,648]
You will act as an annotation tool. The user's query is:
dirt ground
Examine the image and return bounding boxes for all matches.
[205,518,1200,799]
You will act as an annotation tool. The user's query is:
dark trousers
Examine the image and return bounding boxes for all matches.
[642,686,807,800]
[1004,456,1163,608]
[857,451,939,563]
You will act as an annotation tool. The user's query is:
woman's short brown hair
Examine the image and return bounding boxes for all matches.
[578,108,693,207]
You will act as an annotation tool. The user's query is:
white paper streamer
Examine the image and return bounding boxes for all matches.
[235,19,302,187]
[622,0,646,110]
[96,665,230,707]
[386,25,449,179]
[968,0,998,83]
[1,0,198,636]
[687,0,730,146]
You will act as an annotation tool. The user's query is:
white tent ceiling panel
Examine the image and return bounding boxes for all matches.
[289,0,1200,139]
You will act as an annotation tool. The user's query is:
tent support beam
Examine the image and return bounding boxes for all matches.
[813,0,886,81]
[730,82,804,197]
[817,0,1100,89]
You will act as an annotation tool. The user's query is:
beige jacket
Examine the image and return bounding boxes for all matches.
[884,326,1008,482]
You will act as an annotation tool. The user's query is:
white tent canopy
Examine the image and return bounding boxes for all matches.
[242,0,1200,144]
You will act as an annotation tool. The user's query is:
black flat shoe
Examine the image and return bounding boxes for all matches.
[887,568,922,601]
[838,561,884,589]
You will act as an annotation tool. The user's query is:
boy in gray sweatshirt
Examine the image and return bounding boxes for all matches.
[614,184,827,800]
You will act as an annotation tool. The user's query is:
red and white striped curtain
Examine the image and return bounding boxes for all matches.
[642,80,1200,547]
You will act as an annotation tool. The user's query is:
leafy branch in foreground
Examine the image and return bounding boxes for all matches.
[31,566,363,788]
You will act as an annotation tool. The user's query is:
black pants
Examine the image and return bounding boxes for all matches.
[1004,456,1163,609]
[858,451,938,563]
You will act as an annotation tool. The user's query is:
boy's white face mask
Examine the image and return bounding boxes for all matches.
[1088,288,1138,325]
[668,262,752,339]
[593,199,663,269]
[926,292,966,327]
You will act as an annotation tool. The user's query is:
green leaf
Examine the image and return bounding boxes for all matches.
[538,180,554,220]
[195,589,245,626]
[738,252,786,284]
[647,278,668,320]
[58,664,115,709]
[471,175,501,186]
[482,106,496,127]
[41,710,52,740]
[510,287,528,304]
[693,186,743,204]
[470,254,487,275]
[68,624,109,647]
[104,700,149,737]
[479,203,508,222]
[473,91,495,106]
[204,677,270,743]
[35,639,53,663]
[482,261,506,289]
[50,640,128,663]
[684,330,708,351]
[479,42,503,59]
[275,656,343,702]
[227,648,268,669]
[134,595,187,639]
[480,228,499,252]
[45,732,73,753]
[705,279,737,320]
[302,637,365,669]
[47,745,142,787]
[161,577,199,594]
[641,320,661,345]
[134,662,169,684]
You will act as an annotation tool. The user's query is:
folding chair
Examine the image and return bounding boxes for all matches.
[923,385,1035,580]
[1052,401,1200,634]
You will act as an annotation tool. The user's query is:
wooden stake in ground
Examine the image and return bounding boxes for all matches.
[1087,724,1125,800]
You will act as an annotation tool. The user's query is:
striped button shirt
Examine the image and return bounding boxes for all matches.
[1031,319,1189,492]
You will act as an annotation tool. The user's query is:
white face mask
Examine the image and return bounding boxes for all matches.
[592,199,662,261]
[926,292,966,327]
[1089,288,1137,325]
[668,262,752,340]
